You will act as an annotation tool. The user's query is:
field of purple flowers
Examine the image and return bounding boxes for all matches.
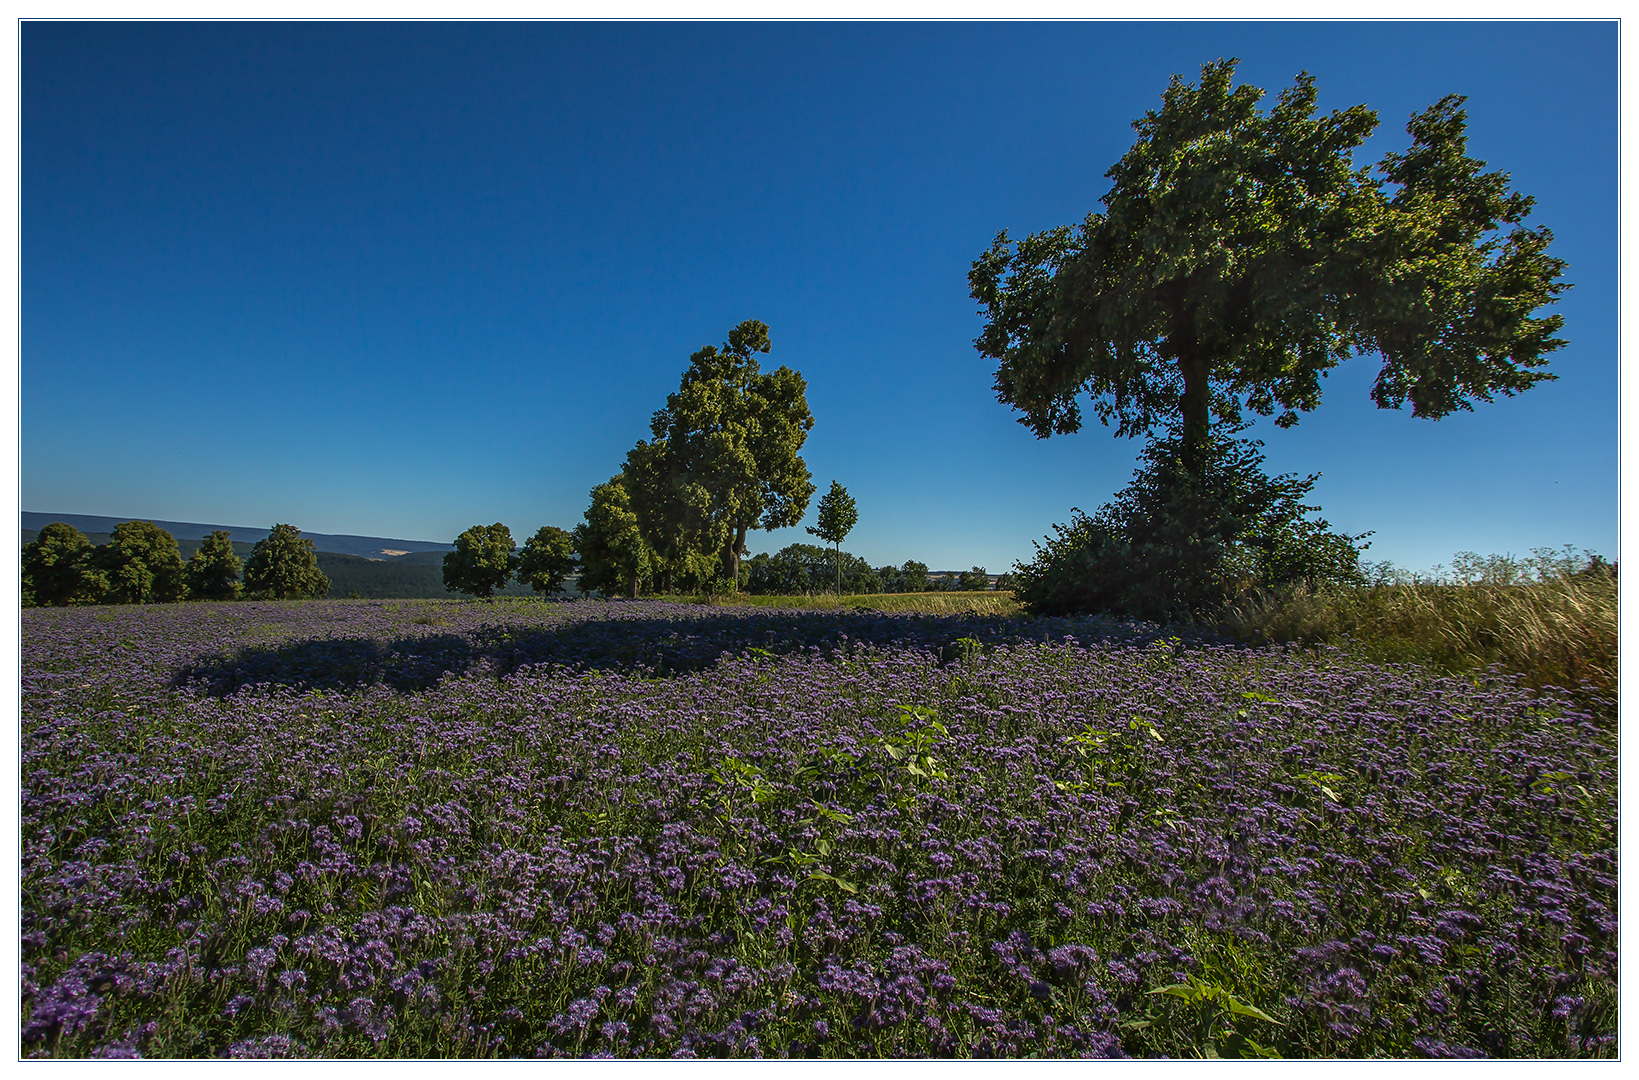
[21,598,1617,1058]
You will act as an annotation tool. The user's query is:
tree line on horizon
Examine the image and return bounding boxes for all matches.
[22,521,329,607]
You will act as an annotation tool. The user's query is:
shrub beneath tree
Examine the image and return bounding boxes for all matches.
[1012,428,1368,622]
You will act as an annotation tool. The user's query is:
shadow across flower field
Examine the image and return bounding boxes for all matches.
[170,602,1154,695]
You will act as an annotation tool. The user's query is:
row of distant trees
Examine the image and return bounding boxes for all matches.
[442,322,1000,601]
[438,523,999,600]
[439,524,577,598]
[741,546,998,595]
[22,521,329,607]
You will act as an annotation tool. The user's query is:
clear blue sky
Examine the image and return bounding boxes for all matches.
[21,20,1616,573]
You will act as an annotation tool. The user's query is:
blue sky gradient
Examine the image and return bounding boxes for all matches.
[22,20,1616,573]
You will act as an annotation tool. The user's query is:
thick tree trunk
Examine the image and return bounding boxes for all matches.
[834,541,842,593]
[1177,353,1212,480]
[723,524,749,590]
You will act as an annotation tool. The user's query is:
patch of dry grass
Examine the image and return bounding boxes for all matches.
[1222,548,1616,710]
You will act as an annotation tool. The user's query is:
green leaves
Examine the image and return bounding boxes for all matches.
[972,58,1566,468]
[517,525,577,596]
[639,320,817,585]
[442,523,518,599]
[1293,770,1346,804]
[243,524,330,601]
[186,530,243,602]
[876,704,950,783]
[1148,976,1280,1024]
[1145,974,1283,1058]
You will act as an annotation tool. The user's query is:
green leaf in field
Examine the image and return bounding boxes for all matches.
[1241,691,1280,703]
[1225,999,1280,1024]
[807,871,857,894]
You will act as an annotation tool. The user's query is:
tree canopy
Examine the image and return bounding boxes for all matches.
[518,525,578,596]
[806,480,859,592]
[642,320,816,585]
[443,523,518,598]
[970,59,1568,474]
[22,522,108,607]
[243,524,331,600]
[97,520,188,604]
[186,529,243,601]
[573,478,656,599]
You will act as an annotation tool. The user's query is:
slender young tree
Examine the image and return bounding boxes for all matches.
[970,59,1568,477]
[805,480,859,592]
[243,524,331,600]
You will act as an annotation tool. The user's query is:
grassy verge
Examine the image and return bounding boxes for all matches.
[1220,551,1616,711]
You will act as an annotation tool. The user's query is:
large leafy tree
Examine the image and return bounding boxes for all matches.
[443,523,518,598]
[97,521,188,604]
[517,525,578,596]
[243,524,331,600]
[619,438,719,593]
[185,529,243,601]
[573,478,656,598]
[805,480,859,592]
[970,59,1569,475]
[22,522,107,607]
[644,320,816,586]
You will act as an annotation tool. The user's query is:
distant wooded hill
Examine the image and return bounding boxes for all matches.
[20,512,452,559]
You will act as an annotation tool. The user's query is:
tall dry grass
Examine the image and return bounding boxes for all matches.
[1221,547,1616,710]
